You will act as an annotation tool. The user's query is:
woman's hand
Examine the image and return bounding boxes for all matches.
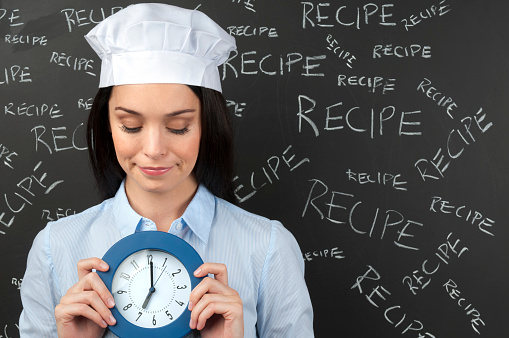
[55,258,117,338]
[189,263,244,338]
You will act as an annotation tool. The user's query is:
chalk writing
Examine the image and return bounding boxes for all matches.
[298,96,422,138]
[0,161,64,234]
[0,8,23,26]
[0,143,18,169]
[443,279,485,334]
[417,78,457,119]
[337,74,396,94]
[226,99,247,117]
[415,108,493,181]
[430,196,494,236]
[4,34,47,46]
[303,247,345,261]
[4,103,61,118]
[402,232,468,295]
[326,34,356,69]
[77,98,93,110]
[346,169,407,191]
[302,3,396,29]
[0,65,32,85]
[31,123,87,154]
[402,0,452,31]
[352,265,435,336]
[302,179,422,250]
[373,44,432,59]
[227,26,277,37]
[0,324,19,338]
[11,278,22,289]
[41,208,76,221]
[49,52,95,76]
[222,50,326,79]
[61,7,123,32]
[232,0,255,13]
[233,145,309,203]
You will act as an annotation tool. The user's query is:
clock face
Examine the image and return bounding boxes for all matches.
[98,231,203,337]
[111,249,192,329]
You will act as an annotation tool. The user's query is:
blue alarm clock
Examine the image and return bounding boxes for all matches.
[97,231,204,338]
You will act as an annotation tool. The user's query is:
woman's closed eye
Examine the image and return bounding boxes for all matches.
[119,125,190,135]
[120,125,140,133]
[169,127,190,135]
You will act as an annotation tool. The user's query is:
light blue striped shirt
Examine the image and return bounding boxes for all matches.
[19,182,314,337]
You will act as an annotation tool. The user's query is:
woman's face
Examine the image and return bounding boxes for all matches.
[108,83,201,197]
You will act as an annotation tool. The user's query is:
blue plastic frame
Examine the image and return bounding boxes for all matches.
[97,231,204,338]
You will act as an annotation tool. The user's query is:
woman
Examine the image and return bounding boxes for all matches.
[19,3,313,337]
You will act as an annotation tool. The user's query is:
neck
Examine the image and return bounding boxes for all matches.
[124,178,198,232]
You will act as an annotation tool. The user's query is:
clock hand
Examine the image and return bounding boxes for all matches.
[150,261,154,288]
[142,287,155,309]
[142,262,156,309]
[154,265,167,287]
[141,264,167,309]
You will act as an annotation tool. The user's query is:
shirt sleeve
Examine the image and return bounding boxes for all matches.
[256,221,314,337]
[19,225,62,338]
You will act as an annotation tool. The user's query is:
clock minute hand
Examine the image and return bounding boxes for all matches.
[141,265,167,309]
[150,261,154,288]
[142,262,156,309]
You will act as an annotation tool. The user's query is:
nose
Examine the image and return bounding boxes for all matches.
[143,128,167,159]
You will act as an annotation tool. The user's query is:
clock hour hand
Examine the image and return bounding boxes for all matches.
[142,263,168,309]
[142,287,155,309]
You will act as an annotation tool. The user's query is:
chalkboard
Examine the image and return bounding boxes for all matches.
[1,0,508,336]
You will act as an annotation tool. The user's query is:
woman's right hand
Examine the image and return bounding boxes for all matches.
[55,258,117,338]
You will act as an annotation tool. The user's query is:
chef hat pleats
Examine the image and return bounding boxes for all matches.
[85,3,236,92]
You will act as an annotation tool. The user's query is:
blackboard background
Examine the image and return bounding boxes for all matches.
[1,0,508,337]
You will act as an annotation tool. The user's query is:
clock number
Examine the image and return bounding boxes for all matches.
[153,315,157,326]
[131,260,139,270]
[117,290,127,294]
[123,303,132,311]
[165,310,173,320]
[147,254,153,265]
[175,300,184,306]
[136,312,142,321]
[120,272,130,281]
[177,285,187,289]
[172,269,181,277]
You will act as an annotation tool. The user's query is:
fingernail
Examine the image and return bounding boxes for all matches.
[189,318,195,329]
[107,298,115,307]
[100,262,109,270]
[110,315,116,325]
[102,320,107,327]
[194,268,201,276]
[188,301,193,310]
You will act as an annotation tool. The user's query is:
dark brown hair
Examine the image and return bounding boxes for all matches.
[86,85,236,204]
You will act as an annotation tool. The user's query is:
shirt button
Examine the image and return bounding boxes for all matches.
[175,223,182,231]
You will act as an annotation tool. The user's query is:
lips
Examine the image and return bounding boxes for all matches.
[138,166,172,176]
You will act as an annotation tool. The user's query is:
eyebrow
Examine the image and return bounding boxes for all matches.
[114,106,196,117]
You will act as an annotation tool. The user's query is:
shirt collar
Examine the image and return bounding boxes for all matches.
[112,181,215,243]
[112,180,143,238]
[181,184,215,244]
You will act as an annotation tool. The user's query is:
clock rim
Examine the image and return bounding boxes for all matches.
[98,231,204,338]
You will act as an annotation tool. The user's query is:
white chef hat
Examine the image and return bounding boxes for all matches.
[84,3,236,92]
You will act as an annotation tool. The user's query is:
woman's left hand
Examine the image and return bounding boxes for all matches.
[189,263,244,338]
